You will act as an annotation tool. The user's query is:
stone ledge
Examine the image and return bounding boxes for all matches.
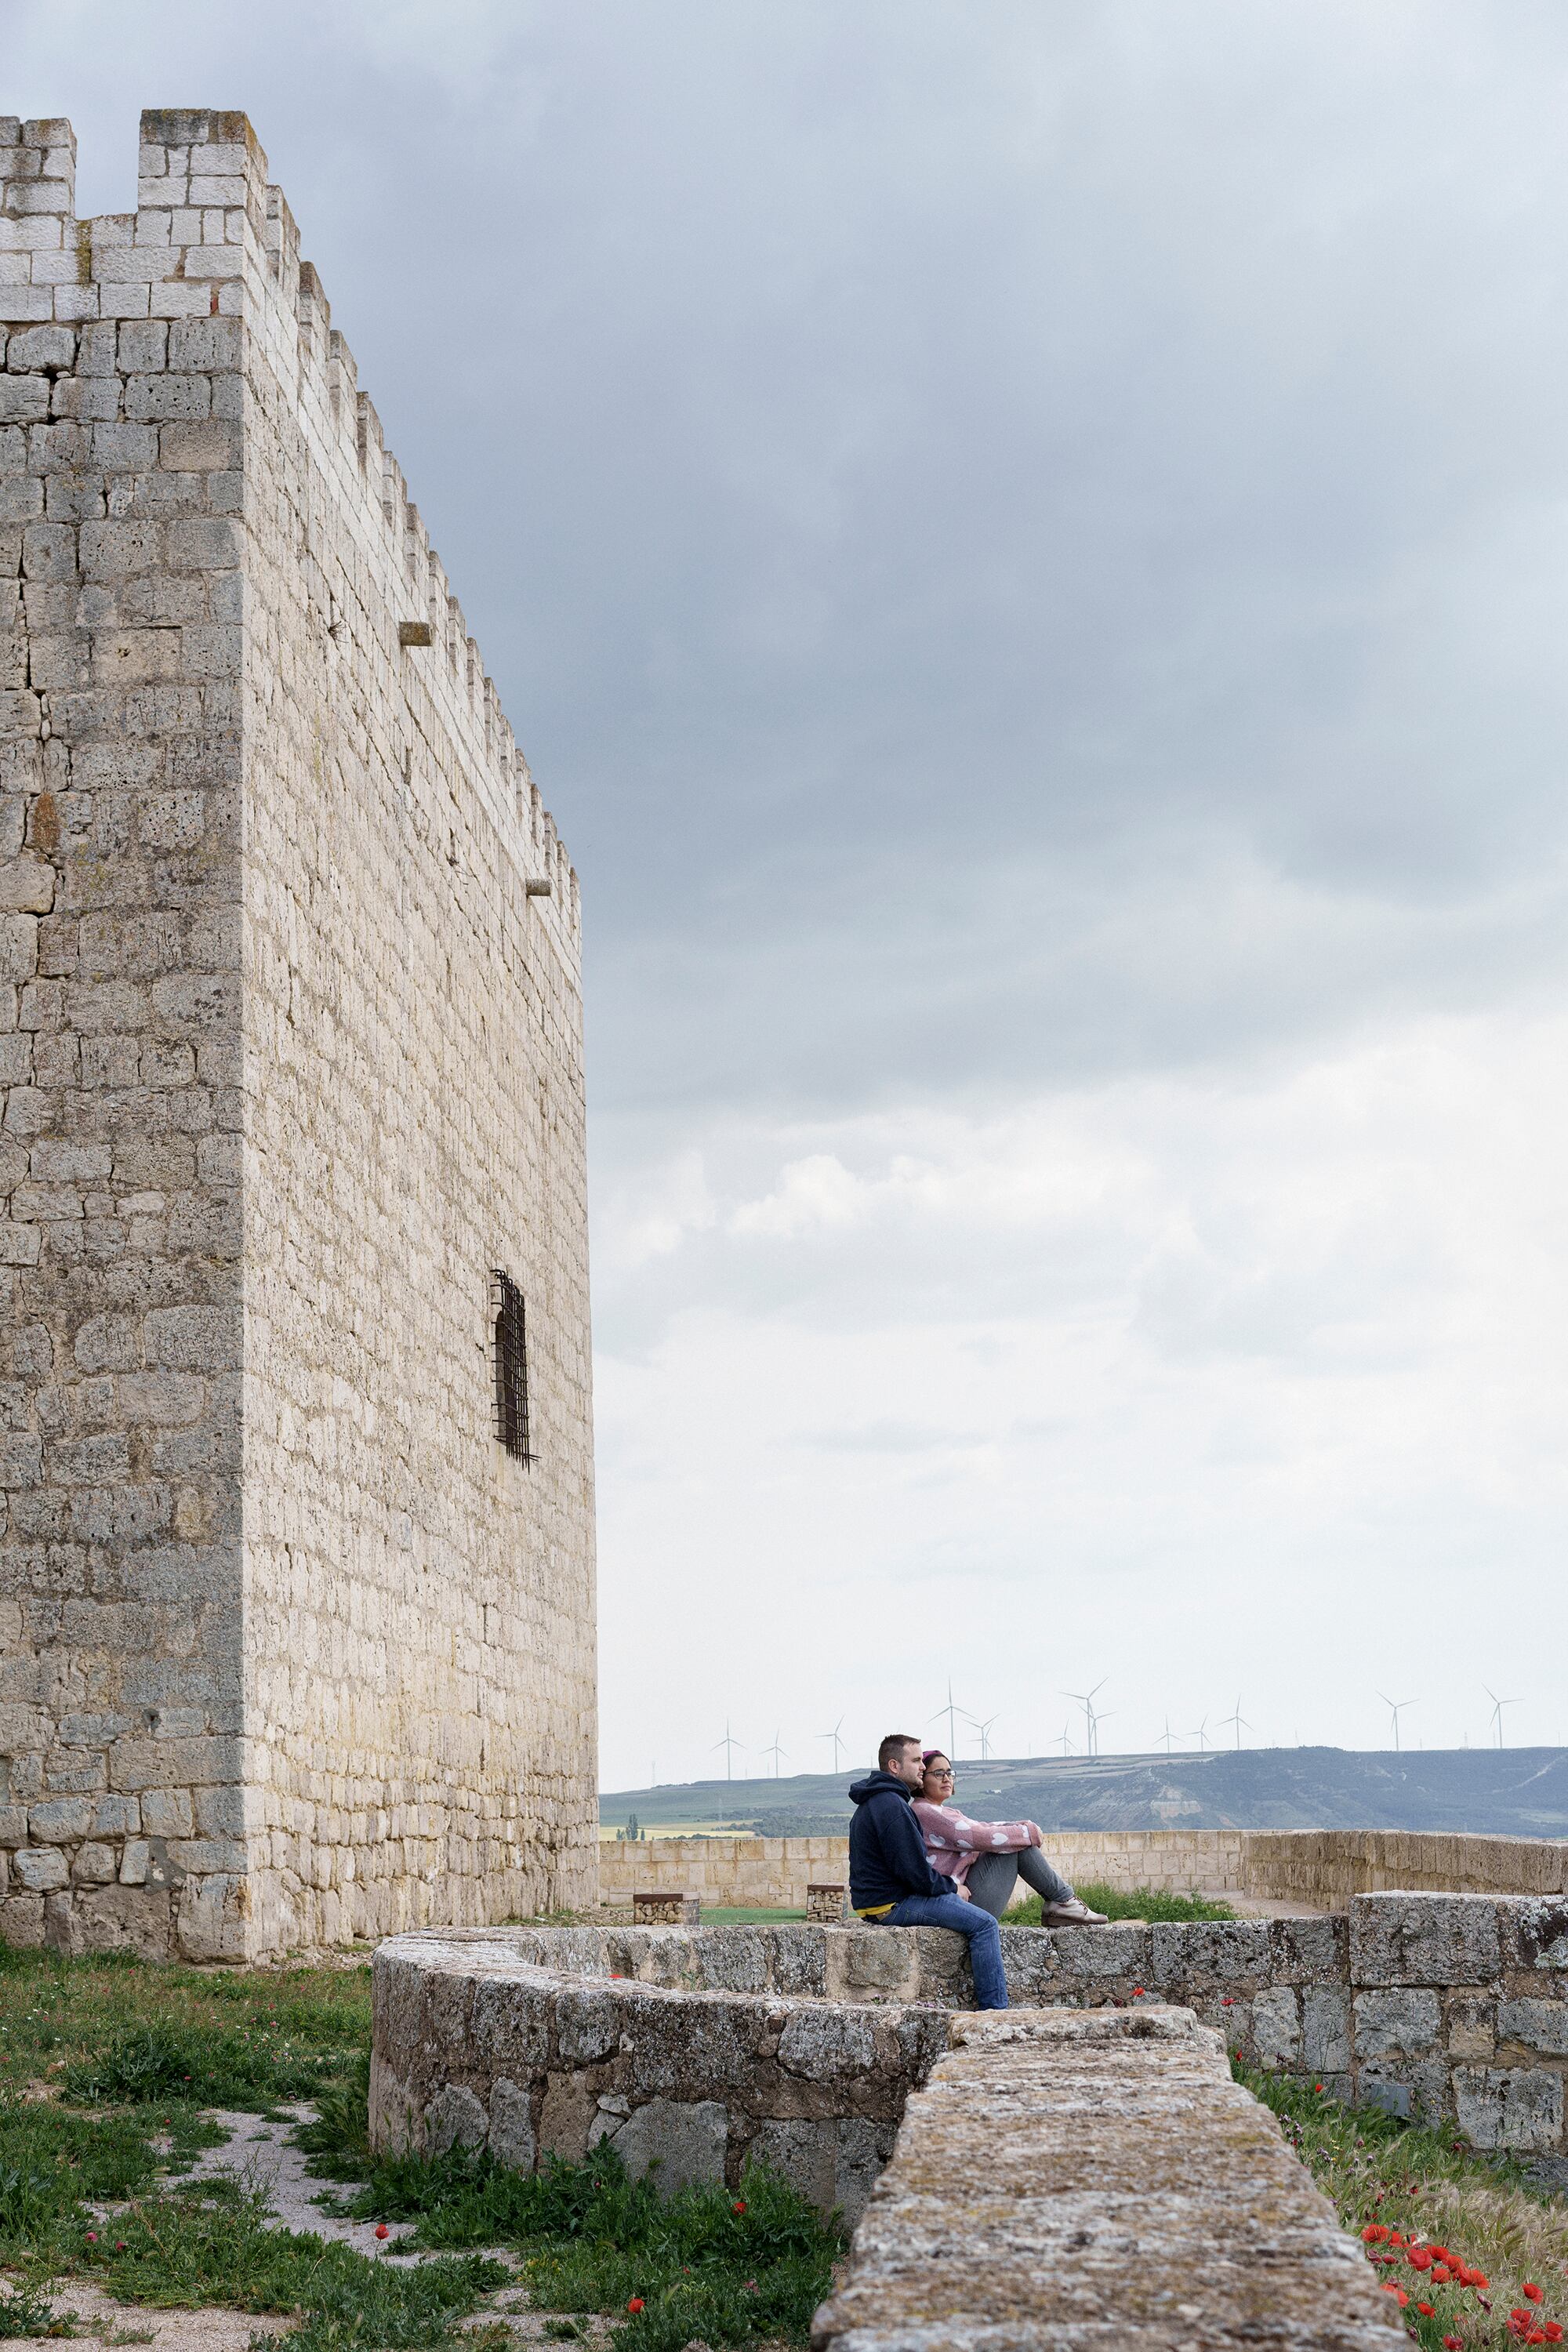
[811,2002,1402,2352]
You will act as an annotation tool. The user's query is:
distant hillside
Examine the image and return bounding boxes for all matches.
[601,1748,1568,1839]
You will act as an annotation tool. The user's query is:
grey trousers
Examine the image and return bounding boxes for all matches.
[965,1845,1076,1920]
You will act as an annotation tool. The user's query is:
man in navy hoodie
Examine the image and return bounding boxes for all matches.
[848,1732,1009,2009]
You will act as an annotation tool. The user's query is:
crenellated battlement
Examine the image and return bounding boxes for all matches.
[1,107,578,936]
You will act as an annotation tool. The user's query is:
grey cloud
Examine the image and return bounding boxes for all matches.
[20,0,1568,1123]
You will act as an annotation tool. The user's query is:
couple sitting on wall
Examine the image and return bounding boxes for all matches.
[847,1733,1109,2011]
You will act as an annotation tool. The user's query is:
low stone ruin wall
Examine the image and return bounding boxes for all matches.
[597,1827,1568,1912]
[372,1893,1568,2227]
[372,1924,963,2222]
[811,2005,1401,2352]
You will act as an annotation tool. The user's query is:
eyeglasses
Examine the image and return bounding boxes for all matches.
[927,1767,954,1780]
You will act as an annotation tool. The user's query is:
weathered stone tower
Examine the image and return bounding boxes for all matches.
[0,111,597,1959]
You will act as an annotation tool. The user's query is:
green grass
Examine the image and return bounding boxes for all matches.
[0,1941,369,2108]
[306,2136,844,2352]
[0,1940,843,2350]
[1237,2060,1568,2348]
[1007,1880,1237,1924]
[699,1907,807,1925]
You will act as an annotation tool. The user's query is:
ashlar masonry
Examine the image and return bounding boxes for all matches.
[0,111,597,1960]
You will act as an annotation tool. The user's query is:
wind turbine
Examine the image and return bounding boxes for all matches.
[1062,1679,1107,1759]
[710,1722,746,1781]
[1054,1721,1075,1759]
[762,1730,789,1778]
[930,1681,966,1758]
[1377,1693,1416,1752]
[1483,1686,1521,1749]
[966,1711,1000,1762]
[1160,1715,1177,1756]
[1188,1716,1211,1753]
[1218,1697,1251,1751]
[817,1718,848,1773]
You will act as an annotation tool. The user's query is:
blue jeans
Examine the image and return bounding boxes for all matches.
[880,1893,1010,2009]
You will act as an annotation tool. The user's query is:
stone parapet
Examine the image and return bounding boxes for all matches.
[811,2005,1400,2351]
[599,1828,1568,1913]
[376,1899,1568,2205]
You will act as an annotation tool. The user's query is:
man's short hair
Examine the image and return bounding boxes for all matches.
[877,1731,920,1772]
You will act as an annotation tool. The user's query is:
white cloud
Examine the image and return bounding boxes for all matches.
[597,1008,1568,1784]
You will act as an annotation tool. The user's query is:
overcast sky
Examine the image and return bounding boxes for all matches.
[13,2,1568,1787]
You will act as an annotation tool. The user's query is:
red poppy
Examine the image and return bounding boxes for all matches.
[1409,2249,1433,2271]
[1526,2286,1544,2304]
[375,2225,390,2241]
[1131,1986,1145,1998]
[626,2300,644,2315]
[1363,2225,1387,2243]
[1221,1995,1234,2005]
[1445,2339,1464,2350]
[1432,2265,1452,2285]
[732,2201,746,2214]
[1314,2081,1323,2092]
[1381,2285,1409,2307]
[1544,2327,1564,2344]
[1417,2303,1435,2318]
[1389,2233,1406,2249]
[1474,2274,1490,2292]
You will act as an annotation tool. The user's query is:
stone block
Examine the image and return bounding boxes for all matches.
[72,1884,170,1956]
[1301,1988,1352,2074]
[0,1892,43,1945]
[827,1928,920,2002]
[174,1871,245,1961]
[591,2096,729,2192]
[424,2083,488,2155]
[1505,1897,1568,1974]
[1267,1912,1348,1984]
[1048,1922,1149,1987]
[537,2071,597,2164]
[554,1985,619,2066]
[1353,1988,1441,2058]
[30,1794,93,1841]
[777,2005,877,2083]
[488,2075,535,2172]
[1497,1998,1568,2057]
[11,1844,67,1892]
[1357,2060,1449,2125]
[1149,1920,1274,1988]
[1350,1894,1501,1987]
[1454,2065,1565,2151]
[1251,1984,1300,2068]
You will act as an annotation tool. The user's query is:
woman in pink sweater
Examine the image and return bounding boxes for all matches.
[912,1752,1108,1924]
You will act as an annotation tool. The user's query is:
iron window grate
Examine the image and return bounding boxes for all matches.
[491,1269,532,1461]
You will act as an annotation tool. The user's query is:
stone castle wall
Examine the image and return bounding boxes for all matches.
[0,111,597,1959]
[598,1827,1568,1911]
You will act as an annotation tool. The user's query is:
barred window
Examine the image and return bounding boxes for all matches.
[491,1269,532,1461]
